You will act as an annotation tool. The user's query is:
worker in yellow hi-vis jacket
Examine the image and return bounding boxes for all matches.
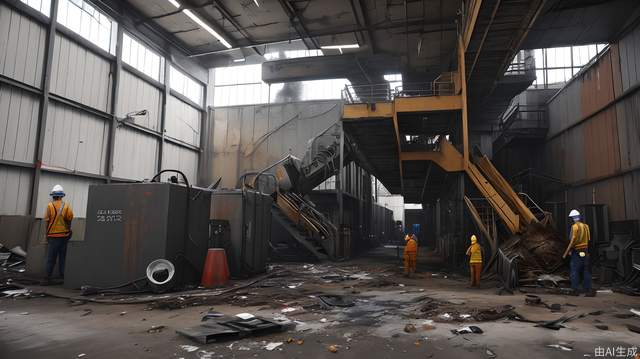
[43,184,74,283]
[562,209,594,296]
[466,235,482,287]
[403,233,418,277]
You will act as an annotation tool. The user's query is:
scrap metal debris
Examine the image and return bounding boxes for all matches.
[451,326,483,335]
[264,342,283,351]
[0,245,27,274]
[178,314,293,344]
[627,324,640,334]
[546,343,573,351]
[318,295,355,308]
[179,345,199,352]
[404,323,417,333]
[147,325,165,333]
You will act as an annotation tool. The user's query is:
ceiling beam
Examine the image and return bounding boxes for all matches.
[277,0,320,49]
[190,18,457,57]
[349,0,376,53]
[211,0,262,56]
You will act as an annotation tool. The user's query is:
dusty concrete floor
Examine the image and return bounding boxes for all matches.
[1,247,639,359]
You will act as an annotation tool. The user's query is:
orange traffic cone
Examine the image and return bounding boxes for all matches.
[201,248,230,288]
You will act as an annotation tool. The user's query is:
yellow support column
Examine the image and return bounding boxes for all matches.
[458,37,469,170]
[392,104,404,191]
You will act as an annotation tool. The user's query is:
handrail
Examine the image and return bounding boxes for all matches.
[341,80,456,104]
[518,192,546,218]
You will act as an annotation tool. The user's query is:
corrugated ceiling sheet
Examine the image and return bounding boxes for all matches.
[0,165,32,215]
[50,34,112,112]
[37,172,100,218]
[117,70,162,131]
[42,102,108,175]
[0,84,39,163]
[165,95,200,146]
[0,4,46,88]
[111,126,158,180]
[162,142,198,184]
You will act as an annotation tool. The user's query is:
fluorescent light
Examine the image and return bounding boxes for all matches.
[233,58,246,62]
[253,0,260,6]
[183,9,232,49]
[166,0,232,49]
[320,44,360,50]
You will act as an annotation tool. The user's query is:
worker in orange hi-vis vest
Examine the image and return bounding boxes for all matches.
[466,235,483,287]
[43,184,74,284]
[403,232,418,277]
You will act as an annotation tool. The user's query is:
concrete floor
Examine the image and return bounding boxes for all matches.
[1,248,639,359]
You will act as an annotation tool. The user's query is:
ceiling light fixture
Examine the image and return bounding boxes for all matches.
[233,58,246,62]
[320,44,360,50]
[253,0,260,7]
[166,0,232,49]
[320,44,360,55]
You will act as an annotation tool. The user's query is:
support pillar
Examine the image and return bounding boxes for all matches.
[337,124,345,258]
[458,37,469,169]
[105,26,124,182]
[29,0,59,217]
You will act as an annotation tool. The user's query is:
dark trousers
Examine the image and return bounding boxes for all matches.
[46,236,69,278]
[470,262,482,287]
[570,250,592,292]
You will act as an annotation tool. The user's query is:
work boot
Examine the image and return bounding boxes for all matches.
[584,290,597,297]
[569,289,580,296]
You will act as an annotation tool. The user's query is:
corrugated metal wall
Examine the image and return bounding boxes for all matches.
[210,100,342,188]
[116,70,162,131]
[42,102,109,175]
[111,126,159,180]
[0,84,39,163]
[166,95,201,146]
[0,165,32,215]
[0,5,46,87]
[162,142,199,184]
[0,2,204,221]
[50,34,112,112]
[542,24,640,222]
[36,173,100,218]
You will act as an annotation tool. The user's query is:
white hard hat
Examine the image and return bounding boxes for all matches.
[50,184,65,197]
[568,209,580,218]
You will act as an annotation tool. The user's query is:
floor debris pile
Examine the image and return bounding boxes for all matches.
[0,244,27,274]
[498,223,566,282]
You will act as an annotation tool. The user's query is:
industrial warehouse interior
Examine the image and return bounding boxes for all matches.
[2,0,640,357]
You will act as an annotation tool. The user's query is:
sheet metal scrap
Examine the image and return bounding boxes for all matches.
[178,315,292,344]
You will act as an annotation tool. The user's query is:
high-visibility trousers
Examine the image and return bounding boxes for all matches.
[404,252,417,274]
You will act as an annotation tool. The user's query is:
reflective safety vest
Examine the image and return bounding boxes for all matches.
[404,235,418,255]
[571,221,590,251]
[46,200,73,237]
[467,243,482,264]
